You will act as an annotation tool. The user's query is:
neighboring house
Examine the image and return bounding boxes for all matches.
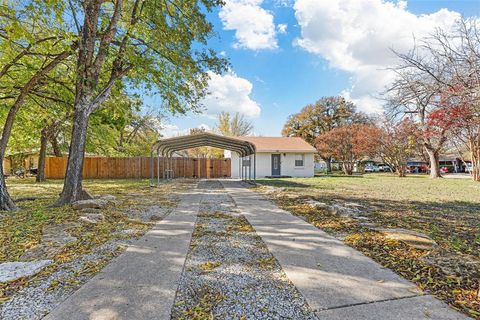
[225,137,316,178]
[3,152,39,175]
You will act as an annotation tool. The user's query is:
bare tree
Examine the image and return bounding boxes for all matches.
[216,112,253,136]
[378,118,418,177]
[385,35,452,178]
[434,20,480,181]
[386,18,480,180]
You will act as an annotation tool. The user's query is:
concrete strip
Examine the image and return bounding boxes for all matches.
[44,188,203,320]
[221,181,468,319]
[315,295,468,320]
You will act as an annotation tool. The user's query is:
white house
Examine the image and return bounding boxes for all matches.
[225,137,316,178]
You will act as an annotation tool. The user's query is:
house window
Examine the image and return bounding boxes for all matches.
[295,154,304,167]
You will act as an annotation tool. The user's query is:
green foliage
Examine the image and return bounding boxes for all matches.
[1,0,228,160]
[282,96,371,145]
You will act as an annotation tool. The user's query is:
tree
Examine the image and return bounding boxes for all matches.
[282,96,371,173]
[177,128,224,159]
[378,118,418,177]
[315,125,381,175]
[55,0,227,205]
[385,63,446,178]
[385,18,480,180]
[423,20,480,182]
[216,112,253,136]
[0,1,73,209]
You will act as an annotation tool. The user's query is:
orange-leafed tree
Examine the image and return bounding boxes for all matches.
[315,124,382,175]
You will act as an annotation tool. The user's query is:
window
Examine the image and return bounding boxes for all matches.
[242,159,250,166]
[295,154,304,167]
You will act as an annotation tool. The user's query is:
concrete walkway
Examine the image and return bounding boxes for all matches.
[221,180,468,320]
[44,187,202,320]
[44,180,469,320]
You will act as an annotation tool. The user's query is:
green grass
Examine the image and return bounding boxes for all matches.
[257,173,480,203]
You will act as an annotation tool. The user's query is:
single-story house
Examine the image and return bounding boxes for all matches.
[225,137,316,178]
[3,151,39,175]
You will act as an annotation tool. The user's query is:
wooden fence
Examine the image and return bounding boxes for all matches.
[44,157,231,179]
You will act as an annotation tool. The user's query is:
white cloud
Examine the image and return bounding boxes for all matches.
[160,123,181,137]
[293,0,461,113]
[202,71,261,118]
[160,123,213,137]
[197,123,212,131]
[219,0,278,50]
[278,23,288,34]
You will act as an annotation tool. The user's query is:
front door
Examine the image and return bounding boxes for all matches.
[271,154,281,176]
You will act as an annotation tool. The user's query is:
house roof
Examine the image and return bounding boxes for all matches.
[234,136,317,153]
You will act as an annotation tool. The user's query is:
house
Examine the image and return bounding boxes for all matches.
[3,151,39,176]
[225,137,316,178]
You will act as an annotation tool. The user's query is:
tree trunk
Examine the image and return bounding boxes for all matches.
[343,163,353,175]
[471,145,480,182]
[425,146,441,178]
[0,50,72,210]
[54,107,91,205]
[325,157,332,173]
[0,164,16,210]
[50,135,62,157]
[36,128,48,182]
[0,99,23,210]
[397,165,406,177]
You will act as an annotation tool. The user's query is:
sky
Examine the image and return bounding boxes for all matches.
[152,0,480,137]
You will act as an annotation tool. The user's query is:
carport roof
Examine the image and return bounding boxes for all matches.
[152,132,256,157]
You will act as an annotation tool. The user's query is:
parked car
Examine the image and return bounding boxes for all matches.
[378,164,391,172]
[364,164,380,172]
[466,163,473,173]
[440,166,450,174]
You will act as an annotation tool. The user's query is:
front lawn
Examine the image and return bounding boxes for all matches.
[256,174,480,318]
[0,178,191,312]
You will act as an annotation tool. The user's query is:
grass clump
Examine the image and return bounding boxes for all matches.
[198,261,221,272]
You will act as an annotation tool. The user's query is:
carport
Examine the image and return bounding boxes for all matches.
[151,132,256,185]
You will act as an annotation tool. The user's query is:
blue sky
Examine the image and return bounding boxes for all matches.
[153,0,480,137]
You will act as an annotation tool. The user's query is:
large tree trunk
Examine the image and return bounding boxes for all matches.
[425,145,441,178]
[36,128,48,182]
[0,164,16,211]
[54,107,91,205]
[0,99,23,210]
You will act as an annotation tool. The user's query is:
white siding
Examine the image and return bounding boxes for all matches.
[227,151,314,178]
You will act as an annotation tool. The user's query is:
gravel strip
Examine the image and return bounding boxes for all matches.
[0,191,183,320]
[0,239,127,320]
[171,180,317,320]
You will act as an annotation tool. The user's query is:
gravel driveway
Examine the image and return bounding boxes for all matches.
[171,180,317,319]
